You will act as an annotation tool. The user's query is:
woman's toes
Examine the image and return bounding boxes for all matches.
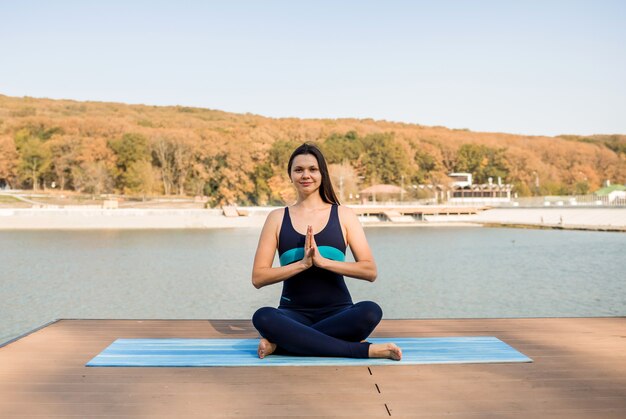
[368,343,402,360]
[389,344,402,361]
[257,339,276,359]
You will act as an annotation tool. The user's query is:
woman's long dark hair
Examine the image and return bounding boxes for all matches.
[287,143,340,205]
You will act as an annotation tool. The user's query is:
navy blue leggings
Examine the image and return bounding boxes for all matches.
[252,301,382,358]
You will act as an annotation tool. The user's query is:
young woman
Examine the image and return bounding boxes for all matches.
[251,143,401,360]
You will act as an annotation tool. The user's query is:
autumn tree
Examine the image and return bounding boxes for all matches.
[173,138,195,196]
[48,135,81,190]
[71,161,113,195]
[328,162,361,203]
[70,137,115,195]
[0,134,18,188]
[151,135,176,195]
[438,143,457,174]
[253,139,302,205]
[151,131,196,196]
[187,154,214,198]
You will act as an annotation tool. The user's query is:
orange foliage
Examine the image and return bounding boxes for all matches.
[0,93,624,203]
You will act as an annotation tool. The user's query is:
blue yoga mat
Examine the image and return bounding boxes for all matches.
[86,337,531,367]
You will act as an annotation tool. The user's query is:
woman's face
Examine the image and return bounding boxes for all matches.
[290,153,322,195]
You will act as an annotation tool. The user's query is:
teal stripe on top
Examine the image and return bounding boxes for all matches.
[279,246,345,266]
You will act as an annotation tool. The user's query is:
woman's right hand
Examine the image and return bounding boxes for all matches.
[301,225,314,269]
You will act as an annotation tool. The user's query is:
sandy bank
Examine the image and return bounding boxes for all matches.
[427,207,626,232]
[0,208,269,230]
[0,207,624,231]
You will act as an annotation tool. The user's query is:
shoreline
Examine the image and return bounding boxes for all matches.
[0,207,624,231]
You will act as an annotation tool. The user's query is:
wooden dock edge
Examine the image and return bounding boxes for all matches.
[0,319,59,349]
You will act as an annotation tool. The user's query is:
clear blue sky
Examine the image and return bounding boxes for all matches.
[1,0,624,136]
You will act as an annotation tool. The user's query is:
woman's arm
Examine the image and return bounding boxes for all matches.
[311,206,377,282]
[251,209,313,289]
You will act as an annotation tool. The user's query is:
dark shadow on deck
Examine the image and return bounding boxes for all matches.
[207,319,257,336]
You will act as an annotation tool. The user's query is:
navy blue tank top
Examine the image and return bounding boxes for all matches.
[278,204,353,310]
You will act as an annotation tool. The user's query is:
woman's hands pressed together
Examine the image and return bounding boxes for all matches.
[301,225,327,270]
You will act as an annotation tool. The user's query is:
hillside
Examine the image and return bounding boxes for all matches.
[1,94,624,206]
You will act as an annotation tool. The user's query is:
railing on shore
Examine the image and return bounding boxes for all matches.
[371,194,626,208]
[513,194,626,207]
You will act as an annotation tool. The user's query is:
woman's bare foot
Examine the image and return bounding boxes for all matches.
[368,343,402,361]
[257,338,277,359]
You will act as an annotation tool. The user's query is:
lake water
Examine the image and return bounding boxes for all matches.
[1,227,625,345]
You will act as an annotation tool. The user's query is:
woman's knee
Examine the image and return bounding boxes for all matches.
[252,307,277,331]
[357,301,383,325]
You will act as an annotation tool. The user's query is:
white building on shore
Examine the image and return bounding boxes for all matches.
[447,173,513,204]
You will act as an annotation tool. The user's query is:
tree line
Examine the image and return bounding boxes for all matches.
[1,94,624,205]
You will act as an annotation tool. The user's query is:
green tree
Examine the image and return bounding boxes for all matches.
[202,153,229,206]
[360,133,409,184]
[108,133,149,191]
[248,161,274,205]
[604,135,626,155]
[413,149,437,183]
[322,131,363,164]
[17,123,63,142]
[574,180,590,195]
[539,180,569,196]
[15,134,51,190]
[14,125,66,190]
[512,180,532,197]
[125,160,157,197]
[454,144,509,184]
[268,139,300,169]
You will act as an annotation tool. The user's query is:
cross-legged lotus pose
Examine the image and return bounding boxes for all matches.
[251,143,401,361]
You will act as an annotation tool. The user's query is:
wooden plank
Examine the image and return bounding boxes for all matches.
[382,401,626,416]
[2,365,625,383]
[0,401,389,417]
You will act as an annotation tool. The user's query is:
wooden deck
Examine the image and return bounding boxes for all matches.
[1,318,625,418]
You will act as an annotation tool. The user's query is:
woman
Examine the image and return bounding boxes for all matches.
[251,143,401,360]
